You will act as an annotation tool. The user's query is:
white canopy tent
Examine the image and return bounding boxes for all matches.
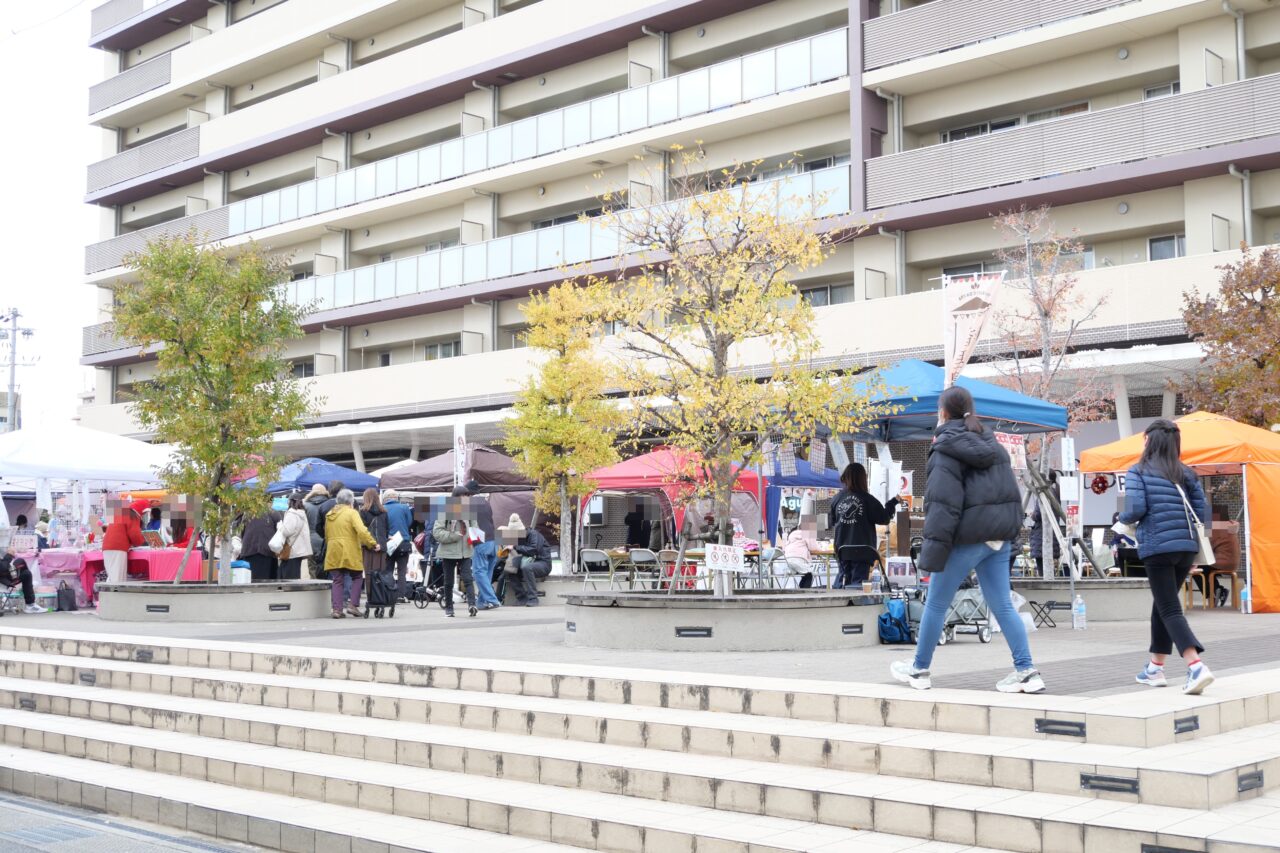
[0,425,173,525]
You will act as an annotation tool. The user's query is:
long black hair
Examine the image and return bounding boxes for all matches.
[1138,418,1188,484]
[840,462,869,492]
[939,385,984,433]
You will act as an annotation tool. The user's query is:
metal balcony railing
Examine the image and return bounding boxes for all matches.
[85,206,230,275]
[82,322,134,357]
[864,73,1280,209]
[87,126,200,194]
[91,0,150,36]
[863,0,1135,70]
[89,51,172,114]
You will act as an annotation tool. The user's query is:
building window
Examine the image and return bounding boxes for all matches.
[290,359,315,378]
[1148,234,1186,261]
[942,117,1019,143]
[1144,81,1181,100]
[1026,101,1088,123]
[800,283,855,307]
[424,339,461,360]
[601,320,618,336]
[378,351,392,367]
[425,239,459,253]
[533,208,603,230]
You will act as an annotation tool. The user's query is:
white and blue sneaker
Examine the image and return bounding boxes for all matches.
[1183,662,1215,696]
[890,660,931,690]
[1135,663,1167,688]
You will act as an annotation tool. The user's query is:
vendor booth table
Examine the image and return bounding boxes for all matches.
[22,548,203,606]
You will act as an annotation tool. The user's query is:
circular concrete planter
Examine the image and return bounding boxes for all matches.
[562,590,884,651]
[96,581,332,622]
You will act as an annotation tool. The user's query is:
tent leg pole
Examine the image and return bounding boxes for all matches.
[1243,466,1253,613]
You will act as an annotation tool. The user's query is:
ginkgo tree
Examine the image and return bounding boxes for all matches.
[114,234,317,583]
[504,280,620,571]
[573,149,883,582]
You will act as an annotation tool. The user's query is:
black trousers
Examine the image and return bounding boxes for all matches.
[245,553,278,582]
[512,556,551,603]
[279,557,304,580]
[440,558,475,612]
[4,569,35,605]
[388,545,411,598]
[1146,551,1204,656]
[837,560,872,588]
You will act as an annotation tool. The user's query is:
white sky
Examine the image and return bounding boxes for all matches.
[0,2,101,430]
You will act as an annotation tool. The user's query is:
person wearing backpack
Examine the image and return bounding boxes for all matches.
[1118,418,1214,695]
[890,386,1044,694]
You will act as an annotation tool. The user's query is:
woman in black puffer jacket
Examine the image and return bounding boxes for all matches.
[891,386,1044,694]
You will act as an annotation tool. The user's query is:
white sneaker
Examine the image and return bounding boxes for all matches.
[22,604,43,614]
[1135,665,1167,688]
[890,660,931,690]
[996,668,1046,694]
[1183,663,1215,696]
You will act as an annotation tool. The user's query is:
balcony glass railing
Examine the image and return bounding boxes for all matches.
[282,165,851,312]
[227,28,848,237]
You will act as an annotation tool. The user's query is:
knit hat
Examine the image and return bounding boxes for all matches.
[498,513,526,534]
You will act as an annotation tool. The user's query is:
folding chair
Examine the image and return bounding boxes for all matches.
[578,548,614,590]
[627,548,662,591]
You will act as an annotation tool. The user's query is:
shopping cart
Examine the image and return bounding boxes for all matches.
[909,572,993,645]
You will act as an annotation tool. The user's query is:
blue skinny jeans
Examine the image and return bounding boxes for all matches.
[912,542,1034,672]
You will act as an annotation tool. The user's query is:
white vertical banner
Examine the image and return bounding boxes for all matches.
[809,436,827,474]
[828,437,849,471]
[452,422,467,487]
[943,271,1005,386]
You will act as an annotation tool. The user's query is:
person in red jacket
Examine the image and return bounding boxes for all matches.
[102,499,148,583]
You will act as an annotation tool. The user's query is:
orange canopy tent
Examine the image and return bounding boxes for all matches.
[1078,411,1280,612]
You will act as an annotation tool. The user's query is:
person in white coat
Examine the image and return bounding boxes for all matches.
[277,491,314,579]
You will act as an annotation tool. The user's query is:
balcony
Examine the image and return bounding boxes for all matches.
[82,322,134,357]
[89,52,173,115]
[85,206,229,276]
[87,126,200,195]
[862,0,1133,71]
[83,165,850,360]
[90,0,216,52]
[864,73,1280,209]
[85,28,849,275]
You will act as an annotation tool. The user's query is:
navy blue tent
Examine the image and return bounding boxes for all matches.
[762,458,842,542]
[851,359,1068,442]
[244,457,379,495]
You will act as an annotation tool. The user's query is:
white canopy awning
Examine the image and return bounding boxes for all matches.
[0,424,173,491]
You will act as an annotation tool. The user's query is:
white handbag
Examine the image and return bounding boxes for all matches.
[1175,484,1215,566]
[386,531,404,554]
[268,522,286,555]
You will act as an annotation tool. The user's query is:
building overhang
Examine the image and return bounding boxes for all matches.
[90,0,217,52]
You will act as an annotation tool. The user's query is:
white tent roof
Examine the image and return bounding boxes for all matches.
[0,424,172,490]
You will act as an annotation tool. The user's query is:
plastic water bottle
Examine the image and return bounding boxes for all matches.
[1072,595,1087,630]
[871,570,883,595]
[1241,587,1252,614]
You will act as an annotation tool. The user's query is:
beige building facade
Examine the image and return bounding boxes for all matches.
[80,0,1280,467]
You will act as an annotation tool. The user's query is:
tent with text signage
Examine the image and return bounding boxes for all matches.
[1079,411,1280,613]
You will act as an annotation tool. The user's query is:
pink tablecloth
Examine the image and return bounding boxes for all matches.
[80,549,204,603]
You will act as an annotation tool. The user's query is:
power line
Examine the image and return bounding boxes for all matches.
[2,0,90,42]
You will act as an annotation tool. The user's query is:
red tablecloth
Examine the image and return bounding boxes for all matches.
[80,549,204,602]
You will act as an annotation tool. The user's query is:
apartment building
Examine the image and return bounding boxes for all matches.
[78,0,1280,471]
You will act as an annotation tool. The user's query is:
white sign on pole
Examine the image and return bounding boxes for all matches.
[994,432,1028,469]
[942,271,1005,386]
[869,460,902,506]
[452,422,467,487]
[1059,436,1077,473]
[705,543,747,573]
[898,470,913,498]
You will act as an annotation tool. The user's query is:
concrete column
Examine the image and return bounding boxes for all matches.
[351,437,365,472]
[409,439,421,461]
[1113,375,1132,438]
[1162,390,1177,419]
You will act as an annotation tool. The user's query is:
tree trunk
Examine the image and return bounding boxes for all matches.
[171,500,201,585]
[559,479,573,575]
[218,532,232,585]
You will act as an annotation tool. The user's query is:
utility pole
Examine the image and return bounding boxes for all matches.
[0,308,35,433]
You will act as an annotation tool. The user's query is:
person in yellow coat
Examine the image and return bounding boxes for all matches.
[324,489,379,618]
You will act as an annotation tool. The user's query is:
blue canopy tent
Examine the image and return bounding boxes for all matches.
[763,458,842,543]
[242,457,379,495]
[852,359,1068,441]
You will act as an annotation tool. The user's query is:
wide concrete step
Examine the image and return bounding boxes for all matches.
[4,626,1269,747]
[0,708,1028,853]
[0,744,577,852]
[0,671,1271,813]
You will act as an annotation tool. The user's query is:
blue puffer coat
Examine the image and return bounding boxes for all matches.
[1118,465,1209,559]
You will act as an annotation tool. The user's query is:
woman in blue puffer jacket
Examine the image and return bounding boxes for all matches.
[1118,418,1214,695]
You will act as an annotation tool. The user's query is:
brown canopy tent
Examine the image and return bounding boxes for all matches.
[380,446,532,492]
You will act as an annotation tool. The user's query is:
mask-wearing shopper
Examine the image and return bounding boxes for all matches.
[432,492,477,618]
[1118,418,1214,695]
[324,489,378,618]
[501,513,551,607]
[891,386,1045,694]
